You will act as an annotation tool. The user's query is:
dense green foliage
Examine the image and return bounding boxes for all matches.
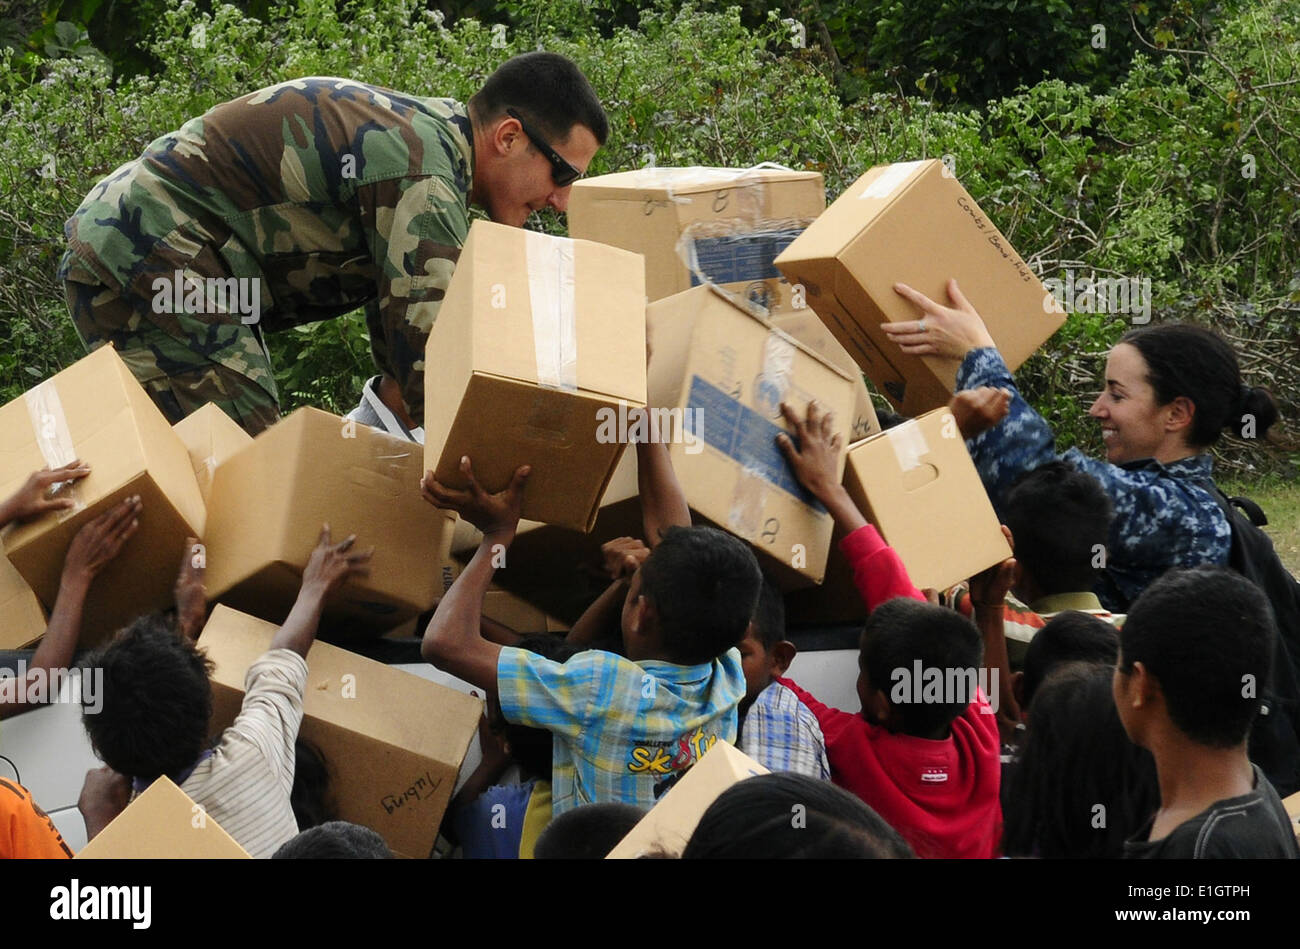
[1,0,1296,476]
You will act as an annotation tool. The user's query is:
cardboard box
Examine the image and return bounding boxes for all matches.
[0,551,49,650]
[75,776,249,859]
[200,604,482,859]
[641,284,855,589]
[568,166,825,301]
[0,346,206,646]
[480,285,858,613]
[204,407,456,634]
[423,220,646,531]
[172,402,253,530]
[607,742,768,858]
[775,159,1065,416]
[769,308,880,443]
[842,409,1011,591]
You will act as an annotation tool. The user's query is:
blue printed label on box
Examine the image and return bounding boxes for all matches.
[687,229,804,287]
[684,375,822,509]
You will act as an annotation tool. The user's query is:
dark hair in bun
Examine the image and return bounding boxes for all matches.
[1120,324,1279,446]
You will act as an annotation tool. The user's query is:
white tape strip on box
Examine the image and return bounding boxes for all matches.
[886,418,930,472]
[24,378,82,515]
[523,229,579,392]
[859,160,927,200]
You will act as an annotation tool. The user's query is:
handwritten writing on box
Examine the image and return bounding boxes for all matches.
[381,770,443,815]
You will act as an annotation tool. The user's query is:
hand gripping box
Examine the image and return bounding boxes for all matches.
[0,345,205,646]
[422,220,647,531]
[775,159,1065,416]
[842,409,1012,591]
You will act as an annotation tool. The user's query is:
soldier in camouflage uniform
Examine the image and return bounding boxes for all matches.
[60,53,607,435]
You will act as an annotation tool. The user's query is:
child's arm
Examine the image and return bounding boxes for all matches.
[76,766,131,844]
[270,525,373,657]
[635,427,692,546]
[776,401,924,610]
[966,534,1021,734]
[0,497,140,720]
[420,457,531,698]
[0,462,91,529]
[564,537,646,649]
[442,715,513,847]
[174,536,207,641]
[775,675,862,740]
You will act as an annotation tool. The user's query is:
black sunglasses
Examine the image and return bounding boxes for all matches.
[506,107,583,188]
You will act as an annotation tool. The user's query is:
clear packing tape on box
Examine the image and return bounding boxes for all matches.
[666,163,816,306]
[522,229,579,392]
[23,377,82,518]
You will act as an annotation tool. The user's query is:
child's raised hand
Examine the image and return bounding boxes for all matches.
[601,536,650,580]
[1,461,92,526]
[61,495,142,587]
[421,456,530,540]
[949,386,1012,440]
[301,524,373,598]
[174,537,208,641]
[775,400,842,500]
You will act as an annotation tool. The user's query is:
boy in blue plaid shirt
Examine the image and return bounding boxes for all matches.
[420,454,761,817]
[736,580,830,779]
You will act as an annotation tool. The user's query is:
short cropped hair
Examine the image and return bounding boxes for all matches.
[682,773,913,858]
[1021,611,1119,709]
[1118,565,1274,748]
[534,803,646,859]
[469,52,608,145]
[749,578,786,650]
[272,821,393,859]
[637,526,762,666]
[862,597,983,736]
[1004,461,1114,595]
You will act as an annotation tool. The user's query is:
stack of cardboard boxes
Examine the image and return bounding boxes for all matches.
[2,157,1066,856]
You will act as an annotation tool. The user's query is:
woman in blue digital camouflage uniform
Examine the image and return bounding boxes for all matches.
[882,278,1281,611]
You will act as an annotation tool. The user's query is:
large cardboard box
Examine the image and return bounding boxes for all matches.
[0,346,206,646]
[568,166,825,301]
[0,552,48,650]
[201,604,482,859]
[775,159,1065,416]
[842,409,1011,591]
[76,776,249,859]
[607,742,768,858]
[481,285,858,615]
[769,308,880,443]
[639,284,855,589]
[423,220,646,532]
[204,407,456,634]
[172,402,253,530]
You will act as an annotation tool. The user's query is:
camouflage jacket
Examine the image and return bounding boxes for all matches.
[61,77,476,423]
[957,346,1232,611]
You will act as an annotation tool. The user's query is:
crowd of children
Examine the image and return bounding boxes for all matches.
[2,303,1298,861]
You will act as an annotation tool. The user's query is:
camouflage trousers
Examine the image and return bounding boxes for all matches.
[62,257,281,436]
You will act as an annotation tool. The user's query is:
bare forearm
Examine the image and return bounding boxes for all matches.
[270,586,328,657]
[975,604,1019,721]
[636,440,690,545]
[816,483,868,536]
[0,573,90,719]
[566,578,629,649]
[422,534,503,663]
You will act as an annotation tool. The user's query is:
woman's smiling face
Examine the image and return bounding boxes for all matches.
[1088,342,1174,465]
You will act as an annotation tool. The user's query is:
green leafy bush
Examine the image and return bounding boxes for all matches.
[1,0,1295,477]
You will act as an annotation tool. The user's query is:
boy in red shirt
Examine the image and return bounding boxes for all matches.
[775,401,1003,858]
